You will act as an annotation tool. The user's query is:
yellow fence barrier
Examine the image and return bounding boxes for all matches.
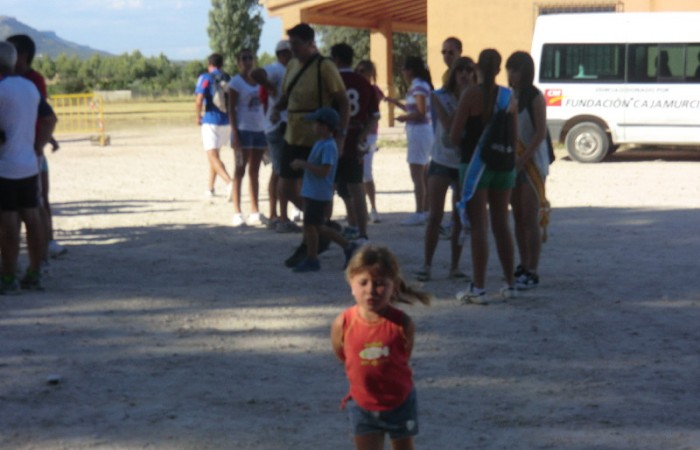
[49,93,110,146]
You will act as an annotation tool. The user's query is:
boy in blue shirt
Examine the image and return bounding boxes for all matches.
[290,108,359,272]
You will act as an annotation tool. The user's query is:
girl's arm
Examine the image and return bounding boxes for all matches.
[396,93,427,123]
[403,314,416,358]
[384,96,406,111]
[517,93,546,170]
[450,88,473,146]
[227,88,241,151]
[330,313,345,362]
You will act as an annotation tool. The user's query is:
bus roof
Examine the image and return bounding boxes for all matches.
[533,12,700,44]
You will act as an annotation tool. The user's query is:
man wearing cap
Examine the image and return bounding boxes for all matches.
[270,23,350,234]
[253,40,293,228]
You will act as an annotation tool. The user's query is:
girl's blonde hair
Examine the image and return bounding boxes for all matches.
[355,59,377,83]
[345,245,431,306]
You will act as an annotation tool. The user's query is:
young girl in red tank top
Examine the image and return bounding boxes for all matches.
[331,245,431,450]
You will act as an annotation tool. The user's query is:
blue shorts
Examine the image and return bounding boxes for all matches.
[237,130,267,149]
[347,389,419,440]
[265,122,286,175]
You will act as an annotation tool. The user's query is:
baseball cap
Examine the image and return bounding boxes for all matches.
[304,107,339,130]
[275,40,291,53]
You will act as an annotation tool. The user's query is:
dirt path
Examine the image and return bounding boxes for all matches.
[0,126,698,449]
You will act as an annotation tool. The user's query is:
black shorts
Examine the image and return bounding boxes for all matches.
[335,154,363,184]
[0,175,40,211]
[280,142,312,179]
[428,161,460,183]
[302,197,329,226]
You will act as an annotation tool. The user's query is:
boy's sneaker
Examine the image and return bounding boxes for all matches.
[414,265,431,282]
[284,243,307,268]
[514,264,526,278]
[500,285,517,299]
[343,242,360,269]
[516,271,539,290]
[232,213,246,227]
[276,220,301,233]
[293,257,321,273]
[369,209,381,223]
[456,283,487,305]
[48,240,68,258]
[247,213,266,226]
[0,276,21,295]
[20,270,44,291]
[401,212,426,226]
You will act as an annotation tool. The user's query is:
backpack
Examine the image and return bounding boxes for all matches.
[479,87,515,172]
[210,72,231,113]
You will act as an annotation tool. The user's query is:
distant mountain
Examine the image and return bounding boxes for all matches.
[0,16,112,59]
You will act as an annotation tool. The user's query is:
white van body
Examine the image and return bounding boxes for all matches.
[531,12,700,162]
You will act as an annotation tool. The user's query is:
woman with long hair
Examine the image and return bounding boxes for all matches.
[415,56,477,281]
[450,49,517,303]
[386,56,434,226]
[506,51,550,290]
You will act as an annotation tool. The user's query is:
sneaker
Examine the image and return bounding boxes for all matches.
[516,271,539,290]
[276,220,302,233]
[448,268,469,280]
[48,240,68,258]
[456,283,487,305]
[369,209,381,223]
[293,257,321,273]
[343,242,360,269]
[284,243,307,268]
[401,213,426,226]
[20,270,44,291]
[292,209,303,222]
[247,213,266,227]
[204,189,215,198]
[514,264,526,278]
[342,226,359,240]
[500,285,517,299]
[232,213,246,227]
[414,265,431,282]
[0,276,21,295]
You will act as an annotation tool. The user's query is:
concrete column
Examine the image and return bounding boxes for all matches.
[370,21,394,127]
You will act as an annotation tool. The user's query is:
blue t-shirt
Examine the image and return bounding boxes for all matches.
[195,69,229,126]
[301,137,338,201]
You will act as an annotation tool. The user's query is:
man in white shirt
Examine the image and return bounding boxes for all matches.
[0,42,56,293]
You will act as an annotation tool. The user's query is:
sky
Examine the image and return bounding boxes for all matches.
[1,0,284,60]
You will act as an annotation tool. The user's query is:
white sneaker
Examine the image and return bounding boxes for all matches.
[292,208,303,222]
[401,213,426,226]
[231,213,246,227]
[204,189,215,198]
[48,240,68,258]
[247,213,265,226]
[456,284,488,305]
[369,209,381,223]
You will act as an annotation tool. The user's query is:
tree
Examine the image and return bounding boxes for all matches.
[208,0,264,74]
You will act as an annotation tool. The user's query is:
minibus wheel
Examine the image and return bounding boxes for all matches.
[565,122,610,163]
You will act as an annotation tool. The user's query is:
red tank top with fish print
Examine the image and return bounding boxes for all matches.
[341,304,413,411]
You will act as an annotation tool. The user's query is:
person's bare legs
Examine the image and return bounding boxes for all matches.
[512,181,541,275]
[247,148,265,214]
[19,208,44,273]
[346,182,368,237]
[0,211,21,278]
[423,175,450,268]
[364,180,377,212]
[408,163,427,214]
[268,172,279,220]
[353,432,384,450]
[488,188,515,287]
[232,149,247,215]
[391,436,415,450]
[278,177,302,221]
[449,186,464,273]
[467,189,489,289]
[206,148,232,190]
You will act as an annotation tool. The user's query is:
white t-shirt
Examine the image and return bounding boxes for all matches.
[0,76,40,179]
[430,90,460,169]
[228,74,265,132]
[264,61,287,131]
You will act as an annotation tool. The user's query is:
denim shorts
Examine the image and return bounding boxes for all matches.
[237,130,267,149]
[265,122,286,175]
[347,389,419,440]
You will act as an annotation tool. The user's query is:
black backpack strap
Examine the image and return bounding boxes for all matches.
[285,53,320,98]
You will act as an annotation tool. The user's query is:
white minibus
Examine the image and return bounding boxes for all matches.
[531,12,700,162]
